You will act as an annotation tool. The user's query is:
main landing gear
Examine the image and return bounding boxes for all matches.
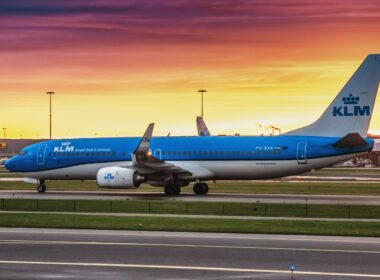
[193,182,209,195]
[164,183,181,196]
[37,180,46,193]
[164,182,209,196]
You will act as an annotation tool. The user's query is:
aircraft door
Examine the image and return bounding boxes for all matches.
[37,144,47,165]
[297,142,307,164]
[153,149,162,160]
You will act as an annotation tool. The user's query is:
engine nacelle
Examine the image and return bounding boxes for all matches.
[96,167,143,188]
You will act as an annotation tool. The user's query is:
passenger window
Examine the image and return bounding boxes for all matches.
[183,151,187,155]
[162,151,166,156]
[203,151,207,155]
[112,152,115,156]
[168,151,172,156]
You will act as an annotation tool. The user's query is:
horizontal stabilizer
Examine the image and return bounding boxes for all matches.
[333,133,368,148]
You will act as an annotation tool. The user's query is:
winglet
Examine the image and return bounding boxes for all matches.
[134,123,154,154]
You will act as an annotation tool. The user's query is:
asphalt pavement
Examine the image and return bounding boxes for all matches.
[0,190,379,205]
[0,228,379,279]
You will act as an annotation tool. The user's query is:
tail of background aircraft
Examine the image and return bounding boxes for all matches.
[286,54,380,137]
[196,116,211,136]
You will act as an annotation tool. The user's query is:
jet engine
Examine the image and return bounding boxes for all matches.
[96,167,144,188]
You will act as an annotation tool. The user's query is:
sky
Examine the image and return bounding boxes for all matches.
[1,0,380,138]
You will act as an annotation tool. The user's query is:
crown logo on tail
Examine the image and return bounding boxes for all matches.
[343,94,360,105]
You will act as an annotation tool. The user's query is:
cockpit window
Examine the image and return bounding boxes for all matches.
[18,150,27,156]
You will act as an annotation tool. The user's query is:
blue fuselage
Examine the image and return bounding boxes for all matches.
[5,135,373,177]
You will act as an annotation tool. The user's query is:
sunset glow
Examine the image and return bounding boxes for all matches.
[1,0,380,138]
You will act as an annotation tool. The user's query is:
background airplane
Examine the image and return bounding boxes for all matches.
[196,116,211,136]
[5,54,380,195]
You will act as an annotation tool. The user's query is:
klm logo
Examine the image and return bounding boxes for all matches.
[53,142,75,152]
[104,173,115,180]
[333,94,370,117]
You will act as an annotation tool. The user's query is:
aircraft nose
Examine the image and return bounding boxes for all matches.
[4,158,14,172]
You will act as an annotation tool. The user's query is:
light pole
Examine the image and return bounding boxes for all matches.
[2,128,6,139]
[46,91,55,139]
[197,89,207,118]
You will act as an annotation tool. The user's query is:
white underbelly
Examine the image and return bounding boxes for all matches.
[19,161,130,180]
[173,153,364,180]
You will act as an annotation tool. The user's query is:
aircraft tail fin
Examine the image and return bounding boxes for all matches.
[286,54,380,137]
[196,116,211,136]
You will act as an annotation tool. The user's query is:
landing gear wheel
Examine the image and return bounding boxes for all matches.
[193,182,209,195]
[164,183,181,196]
[37,184,46,193]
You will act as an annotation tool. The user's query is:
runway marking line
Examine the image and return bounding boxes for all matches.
[0,260,379,278]
[0,228,379,245]
[0,239,379,255]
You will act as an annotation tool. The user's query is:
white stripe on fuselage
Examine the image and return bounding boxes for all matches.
[18,153,364,181]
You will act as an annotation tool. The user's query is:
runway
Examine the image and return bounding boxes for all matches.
[0,190,380,205]
[0,228,379,279]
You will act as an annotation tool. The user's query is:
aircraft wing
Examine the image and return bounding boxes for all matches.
[122,123,192,177]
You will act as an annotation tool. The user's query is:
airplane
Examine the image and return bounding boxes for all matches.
[196,116,211,136]
[5,54,380,195]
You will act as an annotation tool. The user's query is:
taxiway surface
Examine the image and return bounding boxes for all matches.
[0,190,379,205]
[0,228,379,279]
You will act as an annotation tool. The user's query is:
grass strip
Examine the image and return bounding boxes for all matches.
[1,199,380,219]
[0,212,379,237]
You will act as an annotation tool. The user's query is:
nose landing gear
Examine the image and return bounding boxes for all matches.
[37,180,46,193]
